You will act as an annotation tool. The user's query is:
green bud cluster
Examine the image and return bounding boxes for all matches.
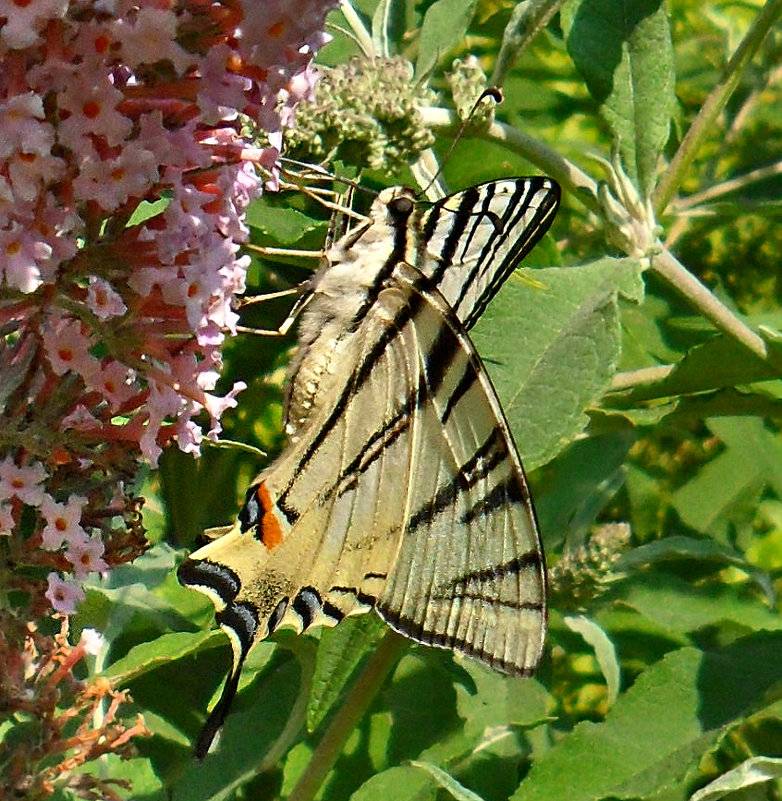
[446,56,496,127]
[286,57,436,172]
[548,523,631,610]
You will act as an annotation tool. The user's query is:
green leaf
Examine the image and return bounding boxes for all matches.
[351,766,435,800]
[672,417,782,537]
[102,630,222,684]
[562,0,676,195]
[127,197,168,225]
[472,257,644,470]
[615,534,775,605]
[613,335,782,405]
[307,614,387,732]
[615,572,782,635]
[415,0,477,79]
[690,757,782,801]
[534,429,635,550]
[512,632,782,801]
[564,615,621,706]
[245,202,325,245]
[409,761,486,801]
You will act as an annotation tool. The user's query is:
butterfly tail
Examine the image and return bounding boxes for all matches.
[194,650,245,759]
[178,556,260,758]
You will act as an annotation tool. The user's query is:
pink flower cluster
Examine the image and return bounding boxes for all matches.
[0,0,335,613]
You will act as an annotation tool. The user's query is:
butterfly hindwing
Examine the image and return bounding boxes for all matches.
[374,262,546,675]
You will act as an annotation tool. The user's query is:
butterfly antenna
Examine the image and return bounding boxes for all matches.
[421,87,504,198]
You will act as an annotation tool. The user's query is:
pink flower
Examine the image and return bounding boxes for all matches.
[0,458,47,506]
[7,148,67,203]
[203,381,247,438]
[72,143,159,212]
[86,277,127,319]
[197,44,252,124]
[0,92,53,160]
[0,504,15,536]
[0,0,68,49]
[86,361,136,409]
[112,7,195,75]
[61,404,100,431]
[42,315,99,378]
[45,572,85,615]
[40,493,88,551]
[66,535,109,580]
[0,222,52,293]
[56,72,131,150]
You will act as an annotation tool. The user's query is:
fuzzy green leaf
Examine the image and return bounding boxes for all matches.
[307,614,387,732]
[415,0,477,78]
[562,0,676,195]
[615,572,782,635]
[102,630,222,684]
[512,633,782,801]
[351,766,435,800]
[672,417,782,536]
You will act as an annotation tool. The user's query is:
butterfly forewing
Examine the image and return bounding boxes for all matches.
[417,177,560,328]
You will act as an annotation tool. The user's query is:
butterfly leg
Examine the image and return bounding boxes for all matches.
[236,286,315,337]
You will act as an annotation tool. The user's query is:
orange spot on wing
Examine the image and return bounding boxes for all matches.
[257,482,284,550]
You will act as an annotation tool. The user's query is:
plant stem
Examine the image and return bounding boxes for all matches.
[338,0,375,58]
[420,107,601,213]
[653,0,782,216]
[286,630,409,801]
[673,160,782,211]
[651,248,769,361]
[609,365,675,393]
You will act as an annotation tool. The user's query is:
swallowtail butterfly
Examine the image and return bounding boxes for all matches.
[178,177,560,756]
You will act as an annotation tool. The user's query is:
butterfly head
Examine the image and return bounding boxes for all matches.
[372,186,417,225]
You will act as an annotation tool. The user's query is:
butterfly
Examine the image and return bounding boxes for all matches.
[178,176,560,757]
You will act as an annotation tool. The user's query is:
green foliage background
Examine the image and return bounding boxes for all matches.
[68,0,782,799]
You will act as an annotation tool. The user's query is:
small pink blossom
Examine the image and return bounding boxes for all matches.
[40,493,88,551]
[0,92,53,159]
[0,458,47,506]
[45,572,85,615]
[56,72,131,150]
[66,534,109,580]
[7,148,67,202]
[86,277,127,319]
[197,44,252,124]
[0,222,52,293]
[0,504,15,536]
[42,316,99,378]
[61,404,100,431]
[73,144,159,212]
[112,7,195,75]
[86,361,136,409]
[204,381,247,438]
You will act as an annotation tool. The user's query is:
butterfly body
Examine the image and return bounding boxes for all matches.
[178,177,560,757]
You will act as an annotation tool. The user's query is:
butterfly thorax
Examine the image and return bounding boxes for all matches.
[286,188,419,439]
